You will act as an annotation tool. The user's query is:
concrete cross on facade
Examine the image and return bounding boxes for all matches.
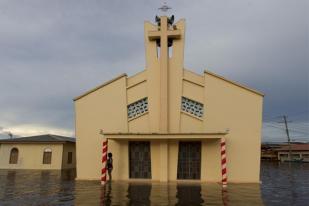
[148,16,181,132]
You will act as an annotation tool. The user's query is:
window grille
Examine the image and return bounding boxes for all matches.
[181,97,203,118]
[127,98,148,119]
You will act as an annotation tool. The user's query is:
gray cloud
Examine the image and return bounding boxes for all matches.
[0,0,308,141]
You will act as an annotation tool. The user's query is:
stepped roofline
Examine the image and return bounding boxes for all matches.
[204,70,264,97]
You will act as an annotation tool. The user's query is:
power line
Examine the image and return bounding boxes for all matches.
[292,122,309,126]
[264,122,309,135]
[266,126,309,135]
[287,110,309,117]
[263,116,282,122]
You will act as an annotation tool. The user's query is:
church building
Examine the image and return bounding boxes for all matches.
[74,15,263,183]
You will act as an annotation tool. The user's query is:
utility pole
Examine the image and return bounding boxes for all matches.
[279,115,292,161]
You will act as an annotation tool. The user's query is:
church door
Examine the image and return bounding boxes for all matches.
[177,141,201,179]
[129,141,151,179]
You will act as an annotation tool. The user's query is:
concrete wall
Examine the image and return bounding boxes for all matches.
[278,151,309,162]
[0,143,64,170]
[75,75,128,180]
[203,72,263,182]
[61,143,76,169]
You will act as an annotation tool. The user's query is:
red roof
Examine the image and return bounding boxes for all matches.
[276,144,309,151]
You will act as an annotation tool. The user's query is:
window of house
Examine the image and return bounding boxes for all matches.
[9,148,18,164]
[292,154,301,158]
[302,154,309,158]
[43,148,52,164]
[67,152,73,164]
[279,154,288,158]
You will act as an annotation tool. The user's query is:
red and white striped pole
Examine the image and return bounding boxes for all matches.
[220,138,228,188]
[101,138,108,185]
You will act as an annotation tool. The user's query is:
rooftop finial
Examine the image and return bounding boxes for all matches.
[158,2,171,12]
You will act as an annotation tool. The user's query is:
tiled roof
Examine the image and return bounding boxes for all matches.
[0,134,75,143]
[276,144,309,151]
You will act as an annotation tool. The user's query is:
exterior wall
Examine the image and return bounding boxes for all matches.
[278,151,309,162]
[106,138,221,182]
[74,18,263,182]
[0,143,64,170]
[203,72,263,182]
[61,143,76,169]
[75,75,128,180]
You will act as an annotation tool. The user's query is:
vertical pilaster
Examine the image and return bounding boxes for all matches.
[159,16,169,132]
[160,140,169,181]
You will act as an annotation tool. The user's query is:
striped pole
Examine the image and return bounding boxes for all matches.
[101,138,108,185]
[221,138,228,187]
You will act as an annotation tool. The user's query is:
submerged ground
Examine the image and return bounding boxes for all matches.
[0,162,308,206]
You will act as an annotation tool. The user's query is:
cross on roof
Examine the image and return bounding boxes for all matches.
[148,16,181,47]
[147,15,182,132]
[158,2,172,12]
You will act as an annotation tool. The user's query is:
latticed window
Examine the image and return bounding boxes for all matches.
[9,148,18,164]
[127,97,148,120]
[43,148,52,164]
[181,97,204,118]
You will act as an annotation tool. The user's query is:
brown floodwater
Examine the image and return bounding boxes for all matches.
[0,161,308,206]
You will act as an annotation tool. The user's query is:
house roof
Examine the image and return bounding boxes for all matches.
[0,134,75,144]
[276,144,309,151]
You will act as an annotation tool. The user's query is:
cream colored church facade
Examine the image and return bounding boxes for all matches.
[74,16,263,183]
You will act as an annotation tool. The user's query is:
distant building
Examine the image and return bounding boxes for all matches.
[276,144,309,162]
[261,144,282,161]
[0,134,76,170]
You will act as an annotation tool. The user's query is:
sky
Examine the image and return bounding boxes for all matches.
[0,0,308,142]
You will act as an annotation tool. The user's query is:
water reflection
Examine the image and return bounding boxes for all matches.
[4,171,16,200]
[261,161,309,206]
[127,183,151,205]
[176,184,203,206]
[221,188,229,206]
[0,162,308,205]
[96,181,263,206]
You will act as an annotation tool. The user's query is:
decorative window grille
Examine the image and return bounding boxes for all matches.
[127,98,148,120]
[181,97,203,118]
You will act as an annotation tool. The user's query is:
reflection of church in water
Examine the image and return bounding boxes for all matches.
[74,15,263,183]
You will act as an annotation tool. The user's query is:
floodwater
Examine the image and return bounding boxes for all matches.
[0,162,308,206]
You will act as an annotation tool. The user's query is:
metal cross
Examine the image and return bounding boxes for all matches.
[158,2,171,12]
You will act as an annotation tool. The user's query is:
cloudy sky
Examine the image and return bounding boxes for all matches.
[0,0,308,142]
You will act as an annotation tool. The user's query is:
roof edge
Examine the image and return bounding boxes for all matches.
[73,73,127,101]
[204,70,264,97]
[103,132,227,135]
[0,141,71,144]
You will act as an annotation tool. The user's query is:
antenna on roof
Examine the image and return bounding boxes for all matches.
[0,126,14,139]
[8,132,13,139]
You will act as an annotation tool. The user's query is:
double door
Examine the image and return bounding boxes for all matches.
[129,141,151,179]
[177,141,201,179]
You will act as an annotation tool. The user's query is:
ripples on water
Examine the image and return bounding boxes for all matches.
[0,162,308,206]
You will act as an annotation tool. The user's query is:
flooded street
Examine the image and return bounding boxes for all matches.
[0,162,308,206]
